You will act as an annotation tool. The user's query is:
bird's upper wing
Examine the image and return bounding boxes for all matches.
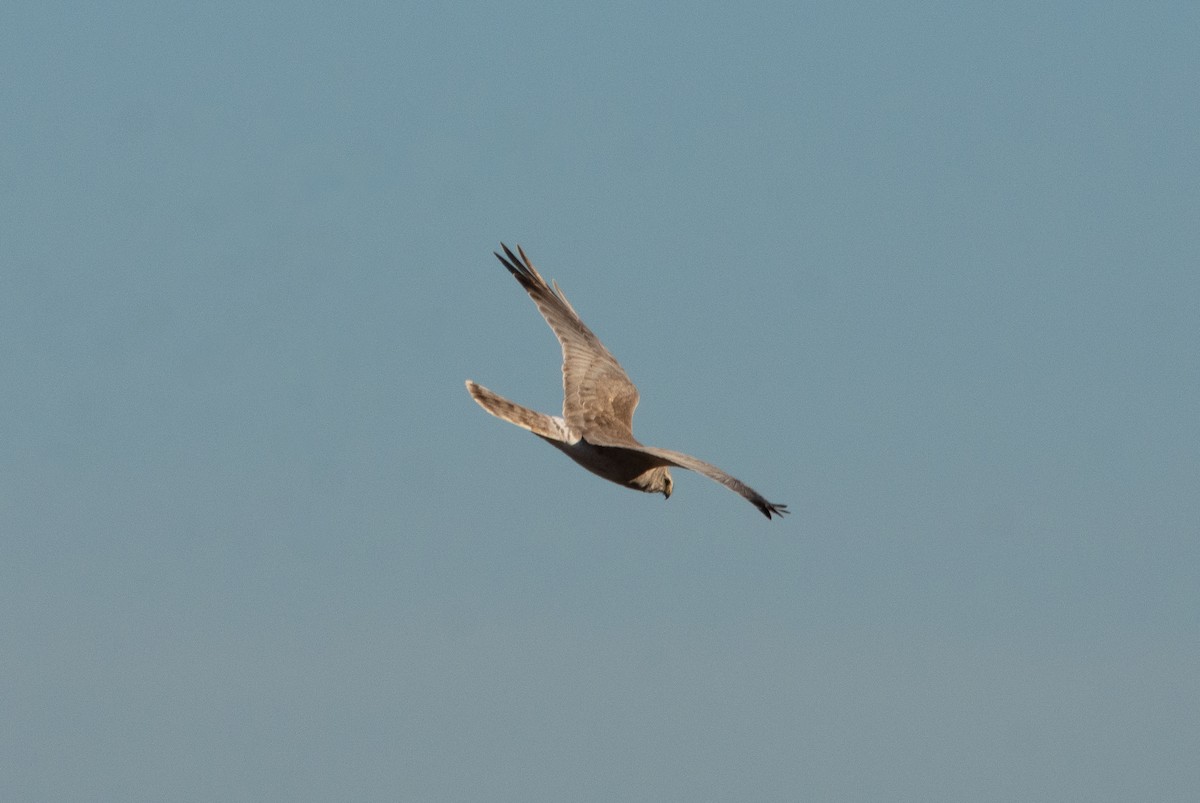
[589,441,789,519]
[494,243,641,443]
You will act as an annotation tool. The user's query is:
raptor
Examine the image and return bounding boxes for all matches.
[466,244,788,519]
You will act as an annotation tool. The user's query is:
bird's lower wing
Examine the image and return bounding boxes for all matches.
[594,441,788,519]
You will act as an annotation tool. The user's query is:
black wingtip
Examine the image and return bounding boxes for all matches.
[494,244,521,278]
[495,242,529,275]
[759,502,790,520]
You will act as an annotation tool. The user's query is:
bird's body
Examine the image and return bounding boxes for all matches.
[465,379,671,493]
[553,439,673,495]
[466,244,787,519]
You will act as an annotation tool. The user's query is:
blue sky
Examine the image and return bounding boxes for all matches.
[3,2,1197,799]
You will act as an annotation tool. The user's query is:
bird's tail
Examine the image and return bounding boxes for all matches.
[465,380,567,441]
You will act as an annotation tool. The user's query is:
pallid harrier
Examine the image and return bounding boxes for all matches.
[466,244,788,519]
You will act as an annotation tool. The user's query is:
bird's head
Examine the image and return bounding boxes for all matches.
[627,465,672,498]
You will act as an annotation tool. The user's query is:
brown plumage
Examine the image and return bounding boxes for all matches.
[466,243,788,520]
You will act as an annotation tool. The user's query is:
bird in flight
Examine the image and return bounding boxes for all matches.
[466,244,788,519]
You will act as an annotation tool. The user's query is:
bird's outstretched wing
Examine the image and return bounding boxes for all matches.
[494,243,641,444]
[592,442,789,519]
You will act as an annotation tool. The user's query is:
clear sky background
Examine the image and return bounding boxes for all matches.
[3,2,1197,800]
